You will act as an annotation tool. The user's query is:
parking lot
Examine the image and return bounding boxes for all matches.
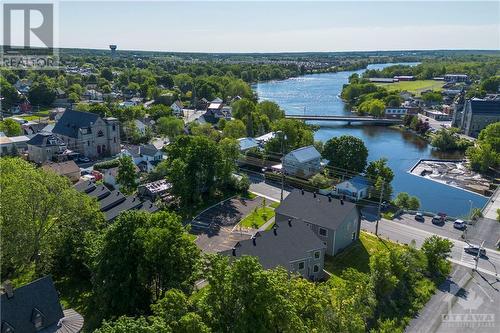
[191,196,264,253]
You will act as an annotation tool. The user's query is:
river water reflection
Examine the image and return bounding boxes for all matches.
[255,63,487,217]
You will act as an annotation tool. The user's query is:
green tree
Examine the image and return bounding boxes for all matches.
[222,119,246,139]
[101,67,114,81]
[232,98,256,136]
[92,211,200,320]
[166,136,222,205]
[359,99,385,117]
[408,196,420,210]
[28,78,56,106]
[117,156,137,194]
[366,158,394,200]
[467,143,499,173]
[478,121,500,152]
[322,135,368,174]
[95,316,171,333]
[256,100,284,122]
[0,118,22,136]
[157,116,184,139]
[265,119,314,154]
[310,173,331,189]
[421,236,453,278]
[0,158,103,279]
[218,138,240,185]
[0,78,20,110]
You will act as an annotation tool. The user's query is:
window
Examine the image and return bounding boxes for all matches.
[314,251,320,259]
[87,141,90,146]
[31,308,44,330]
[112,124,116,131]
[352,232,356,240]
[313,265,319,273]
[113,137,116,143]
[298,262,305,270]
[97,130,104,137]
[319,228,327,236]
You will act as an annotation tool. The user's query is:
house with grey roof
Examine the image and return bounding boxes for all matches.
[275,189,361,256]
[459,97,500,137]
[52,109,120,159]
[222,218,326,280]
[283,145,322,179]
[1,276,84,333]
[335,175,370,201]
[27,132,74,164]
[74,180,158,222]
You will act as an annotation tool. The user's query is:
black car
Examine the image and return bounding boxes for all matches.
[431,215,444,225]
[464,246,486,257]
[415,213,425,222]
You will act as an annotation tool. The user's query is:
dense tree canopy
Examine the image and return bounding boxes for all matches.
[0,158,103,280]
[322,135,368,174]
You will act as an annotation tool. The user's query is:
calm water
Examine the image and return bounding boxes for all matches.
[255,63,487,217]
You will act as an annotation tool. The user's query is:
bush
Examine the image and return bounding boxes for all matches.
[94,159,120,171]
[235,174,250,193]
[310,173,331,189]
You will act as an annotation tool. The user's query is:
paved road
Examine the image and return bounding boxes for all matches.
[247,172,289,202]
[406,265,500,333]
[362,218,500,278]
[482,187,499,220]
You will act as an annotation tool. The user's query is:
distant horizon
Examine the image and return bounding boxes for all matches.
[48,1,500,53]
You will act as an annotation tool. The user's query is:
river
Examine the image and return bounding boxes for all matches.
[255,63,487,217]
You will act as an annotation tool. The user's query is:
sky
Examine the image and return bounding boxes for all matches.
[30,1,500,52]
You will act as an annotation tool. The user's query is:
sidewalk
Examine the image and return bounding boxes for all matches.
[482,187,499,220]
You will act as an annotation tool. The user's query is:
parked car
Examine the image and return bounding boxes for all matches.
[415,212,425,222]
[78,156,90,163]
[464,246,486,257]
[453,219,467,230]
[432,215,445,225]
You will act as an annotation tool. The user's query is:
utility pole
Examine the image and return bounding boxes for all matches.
[280,134,285,202]
[375,181,385,236]
[474,240,485,271]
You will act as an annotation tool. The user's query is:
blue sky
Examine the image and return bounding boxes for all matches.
[56,1,499,52]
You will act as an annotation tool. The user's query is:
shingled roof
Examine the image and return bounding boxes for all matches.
[221,219,325,270]
[53,110,100,138]
[1,276,83,333]
[275,189,359,230]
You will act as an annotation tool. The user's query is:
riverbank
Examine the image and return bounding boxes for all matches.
[255,62,488,216]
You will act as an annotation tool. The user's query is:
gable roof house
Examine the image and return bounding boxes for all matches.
[275,189,361,256]
[335,175,371,201]
[52,110,120,159]
[203,98,231,124]
[42,160,81,183]
[283,145,322,179]
[27,132,74,164]
[1,276,84,333]
[170,100,184,117]
[221,219,326,281]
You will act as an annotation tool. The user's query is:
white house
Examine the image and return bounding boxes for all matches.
[335,176,370,201]
[134,119,147,136]
[119,143,164,173]
[283,146,322,179]
[171,100,184,117]
[237,137,259,152]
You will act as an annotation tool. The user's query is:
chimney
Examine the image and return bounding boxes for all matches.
[313,192,316,198]
[301,189,304,195]
[328,196,332,202]
[3,280,13,299]
[273,224,278,235]
[252,237,256,246]
[340,199,344,205]
[288,218,292,227]
[232,248,236,256]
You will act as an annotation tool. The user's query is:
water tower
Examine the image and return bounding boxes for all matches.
[109,44,117,56]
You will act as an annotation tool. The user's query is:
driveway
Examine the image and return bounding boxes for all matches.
[191,196,264,253]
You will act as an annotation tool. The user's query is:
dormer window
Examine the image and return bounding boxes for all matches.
[1,321,14,333]
[31,308,45,330]
[97,130,104,137]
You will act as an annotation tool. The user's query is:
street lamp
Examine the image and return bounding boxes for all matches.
[468,200,473,220]
[276,131,287,202]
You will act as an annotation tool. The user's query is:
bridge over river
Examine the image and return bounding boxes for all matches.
[285,114,402,125]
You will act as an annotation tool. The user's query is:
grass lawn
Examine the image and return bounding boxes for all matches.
[269,201,280,209]
[376,80,445,96]
[19,115,44,121]
[240,207,275,229]
[324,232,399,277]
